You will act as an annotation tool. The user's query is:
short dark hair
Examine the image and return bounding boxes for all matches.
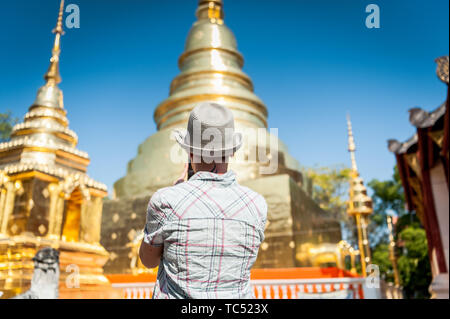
[190,153,230,164]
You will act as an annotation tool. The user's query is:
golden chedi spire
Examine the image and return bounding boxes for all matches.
[44,0,65,85]
[346,114,373,276]
[347,114,358,174]
[115,0,303,198]
[346,114,373,215]
[196,0,224,23]
[0,0,106,190]
[154,0,267,130]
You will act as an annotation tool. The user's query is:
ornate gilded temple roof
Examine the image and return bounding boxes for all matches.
[0,0,106,192]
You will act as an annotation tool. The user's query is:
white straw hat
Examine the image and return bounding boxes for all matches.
[173,102,242,158]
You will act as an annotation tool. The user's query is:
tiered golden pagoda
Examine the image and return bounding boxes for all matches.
[102,0,342,273]
[346,115,373,277]
[0,0,119,299]
[113,0,303,197]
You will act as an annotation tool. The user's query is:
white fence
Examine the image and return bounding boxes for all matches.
[111,277,371,299]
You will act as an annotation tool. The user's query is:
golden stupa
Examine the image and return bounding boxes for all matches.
[113,0,302,197]
[102,0,342,274]
[0,0,119,299]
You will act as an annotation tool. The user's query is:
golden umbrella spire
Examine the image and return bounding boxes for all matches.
[347,114,358,174]
[44,0,65,86]
[346,114,373,277]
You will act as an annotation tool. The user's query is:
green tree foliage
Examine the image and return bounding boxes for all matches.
[304,165,358,247]
[368,166,405,246]
[368,166,431,299]
[304,165,351,218]
[371,243,394,282]
[0,111,18,142]
[397,224,431,299]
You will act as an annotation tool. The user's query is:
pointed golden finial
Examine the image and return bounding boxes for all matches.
[347,113,359,174]
[196,0,224,23]
[44,0,65,86]
[346,114,373,277]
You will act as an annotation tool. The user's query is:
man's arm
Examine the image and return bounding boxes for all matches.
[141,178,179,269]
[139,240,163,269]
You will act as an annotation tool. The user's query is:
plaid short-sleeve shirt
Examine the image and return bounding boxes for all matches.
[143,170,267,299]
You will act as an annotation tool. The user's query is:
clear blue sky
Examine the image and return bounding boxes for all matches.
[0,0,448,195]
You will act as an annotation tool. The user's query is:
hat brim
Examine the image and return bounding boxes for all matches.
[173,128,242,157]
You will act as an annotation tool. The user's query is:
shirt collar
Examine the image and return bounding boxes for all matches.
[189,170,237,185]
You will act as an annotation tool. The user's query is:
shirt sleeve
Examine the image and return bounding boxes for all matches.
[256,195,268,242]
[143,191,168,247]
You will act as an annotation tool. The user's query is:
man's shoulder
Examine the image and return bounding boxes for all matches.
[234,184,268,214]
[149,182,190,207]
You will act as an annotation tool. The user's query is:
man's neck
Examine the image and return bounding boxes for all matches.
[194,163,228,175]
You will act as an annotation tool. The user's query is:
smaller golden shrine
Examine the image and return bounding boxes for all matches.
[295,240,359,272]
[0,0,119,299]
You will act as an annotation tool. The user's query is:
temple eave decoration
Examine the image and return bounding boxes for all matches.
[388,55,449,298]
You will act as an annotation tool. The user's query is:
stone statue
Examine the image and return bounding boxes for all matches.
[12,248,60,299]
